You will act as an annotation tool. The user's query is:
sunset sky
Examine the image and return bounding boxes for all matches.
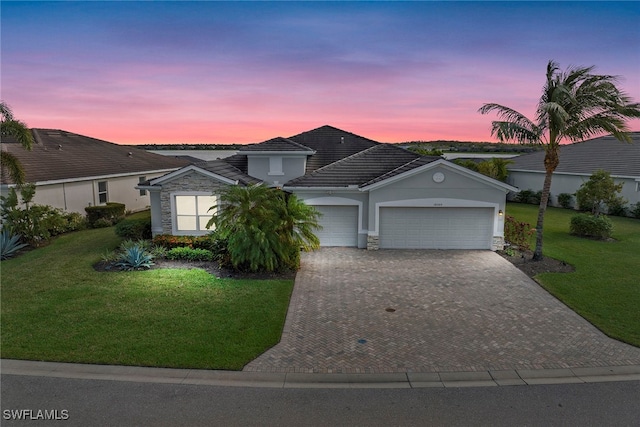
[2,1,639,145]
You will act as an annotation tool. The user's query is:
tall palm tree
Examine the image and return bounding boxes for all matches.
[1,101,34,185]
[479,61,640,260]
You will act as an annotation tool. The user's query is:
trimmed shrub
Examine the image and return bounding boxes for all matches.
[570,214,613,239]
[557,193,574,209]
[504,215,535,250]
[115,217,152,240]
[166,247,214,262]
[631,203,640,219]
[85,202,126,228]
[153,234,197,249]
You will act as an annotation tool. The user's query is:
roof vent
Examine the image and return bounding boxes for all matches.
[128,152,133,157]
[57,144,62,150]
[340,136,344,144]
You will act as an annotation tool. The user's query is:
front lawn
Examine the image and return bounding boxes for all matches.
[0,227,294,370]
[506,203,640,347]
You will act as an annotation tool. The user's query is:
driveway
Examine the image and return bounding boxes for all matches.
[244,248,640,374]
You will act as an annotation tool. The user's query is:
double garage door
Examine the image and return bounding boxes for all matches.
[312,205,494,249]
[379,207,494,249]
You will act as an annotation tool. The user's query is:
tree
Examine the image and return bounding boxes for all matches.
[1,101,34,185]
[575,170,625,217]
[207,184,321,272]
[476,158,513,182]
[479,61,640,260]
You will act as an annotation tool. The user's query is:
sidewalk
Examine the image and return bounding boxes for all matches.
[2,359,639,388]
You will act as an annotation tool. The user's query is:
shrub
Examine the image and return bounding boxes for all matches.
[557,193,574,209]
[115,217,152,240]
[166,247,214,262]
[515,189,537,205]
[570,214,613,239]
[606,199,628,217]
[631,203,640,219]
[116,245,154,271]
[0,230,29,260]
[153,234,197,249]
[92,218,113,228]
[85,202,126,228]
[504,215,535,250]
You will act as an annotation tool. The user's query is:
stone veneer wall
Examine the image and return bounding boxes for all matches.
[159,171,230,235]
[492,236,504,251]
[367,235,380,250]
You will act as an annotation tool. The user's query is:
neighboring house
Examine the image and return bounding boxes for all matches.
[139,126,518,250]
[507,133,640,207]
[0,129,190,213]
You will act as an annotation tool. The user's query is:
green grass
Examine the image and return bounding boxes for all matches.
[506,203,640,347]
[0,227,294,370]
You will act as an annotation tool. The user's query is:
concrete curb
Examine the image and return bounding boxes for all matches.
[2,359,639,389]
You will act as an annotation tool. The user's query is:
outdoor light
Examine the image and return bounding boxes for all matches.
[498,210,504,216]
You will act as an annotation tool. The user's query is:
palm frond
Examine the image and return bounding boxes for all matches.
[0,151,26,184]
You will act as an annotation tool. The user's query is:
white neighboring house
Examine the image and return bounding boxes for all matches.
[0,129,190,213]
[140,126,519,250]
[507,133,640,208]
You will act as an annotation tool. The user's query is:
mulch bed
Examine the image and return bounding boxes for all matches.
[498,249,574,278]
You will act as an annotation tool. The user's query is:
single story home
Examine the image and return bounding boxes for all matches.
[139,126,518,250]
[0,129,190,213]
[507,132,640,207]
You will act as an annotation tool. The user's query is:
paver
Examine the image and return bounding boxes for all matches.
[244,248,640,374]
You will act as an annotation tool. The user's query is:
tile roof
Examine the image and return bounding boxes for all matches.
[239,137,314,153]
[288,125,380,172]
[1,129,190,185]
[285,144,438,188]
[508,132,640,177]
[192,159,262,186]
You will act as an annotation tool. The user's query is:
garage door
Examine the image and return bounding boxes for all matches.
[379,207,493,249]
[313,205,359,247]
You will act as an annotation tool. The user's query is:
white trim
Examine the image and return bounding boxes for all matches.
[371,198,502,238]
[149,165,238,186]
[1,168,181,188]
[304,197,366,236]
[361,159,519,193]
[283,186,361,192]
[170,191,218,236]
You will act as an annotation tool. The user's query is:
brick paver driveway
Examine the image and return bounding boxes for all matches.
[244,248,640,374]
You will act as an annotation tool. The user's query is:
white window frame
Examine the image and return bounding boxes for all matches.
[170,192,218,236]
[97,181,108,204]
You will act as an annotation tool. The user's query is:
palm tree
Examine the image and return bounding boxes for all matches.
[479,61,640,260]
[207,184,321,271]
[1,101,34,185]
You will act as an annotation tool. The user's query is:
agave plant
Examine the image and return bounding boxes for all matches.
[0,230,29,260]
[116,245,155,271]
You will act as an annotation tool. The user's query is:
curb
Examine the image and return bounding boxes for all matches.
[2,360,639,389]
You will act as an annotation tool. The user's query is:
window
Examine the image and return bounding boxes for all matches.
[98,181,108,204]
[268,156,284,175]
[139,176,147,196]
[174,194,217,234]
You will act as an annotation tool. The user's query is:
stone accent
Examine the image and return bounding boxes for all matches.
[159,171,230,235]
[492,235,505,251]
[367,235,379,250]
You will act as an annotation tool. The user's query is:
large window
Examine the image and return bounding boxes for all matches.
[98,181,108,204]
[174,194,217,234]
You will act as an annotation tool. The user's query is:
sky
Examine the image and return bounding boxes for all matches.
[2,1,639,145]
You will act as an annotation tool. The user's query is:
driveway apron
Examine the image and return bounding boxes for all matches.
[244,248,640,374]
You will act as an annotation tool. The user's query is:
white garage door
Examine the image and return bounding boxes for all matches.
[379,207,493,249]
[313,205,359,247]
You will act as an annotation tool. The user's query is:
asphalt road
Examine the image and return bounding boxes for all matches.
[2,375,639,426]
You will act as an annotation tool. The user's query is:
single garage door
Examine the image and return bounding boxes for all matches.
[379,207,493,249]
[313,205,359,247]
